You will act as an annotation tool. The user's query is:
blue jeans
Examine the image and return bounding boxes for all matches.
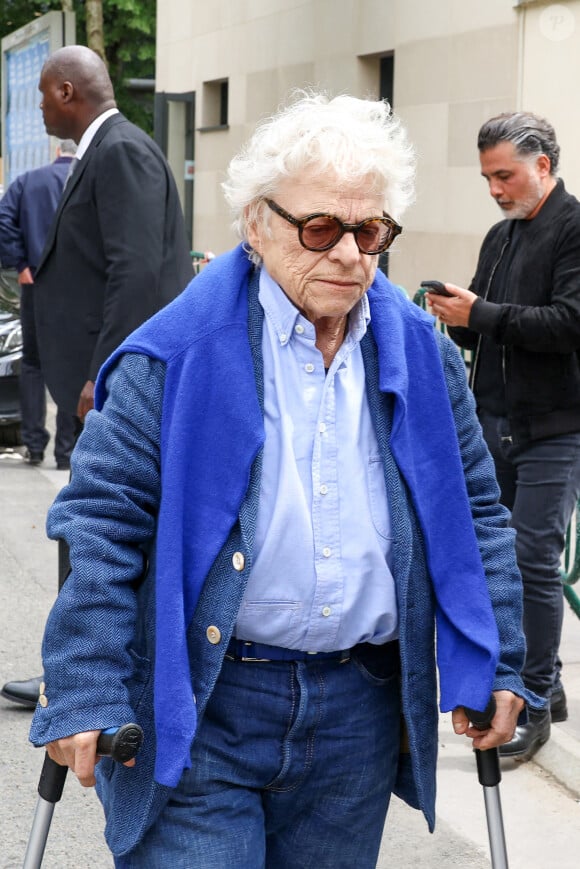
[117,644,401,868]
[479,412,580,697]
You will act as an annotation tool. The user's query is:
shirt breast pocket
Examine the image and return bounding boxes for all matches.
[367,456,392,541]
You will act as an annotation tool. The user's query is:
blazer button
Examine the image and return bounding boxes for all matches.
[206,625,222,645]
[232,551,245,571]
[39,694,49,708]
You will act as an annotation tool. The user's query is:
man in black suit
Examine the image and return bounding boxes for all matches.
[1,45,193,708]
[32,44,193,421]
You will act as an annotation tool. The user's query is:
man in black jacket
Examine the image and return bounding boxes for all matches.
[426,112,580,759]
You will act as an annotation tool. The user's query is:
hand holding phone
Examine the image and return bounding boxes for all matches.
[420,280,453,298]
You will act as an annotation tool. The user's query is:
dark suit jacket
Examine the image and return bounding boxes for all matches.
[34,113,193,414]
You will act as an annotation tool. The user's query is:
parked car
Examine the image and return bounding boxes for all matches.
[0,269,22,447]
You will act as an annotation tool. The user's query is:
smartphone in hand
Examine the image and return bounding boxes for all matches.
[420,280,453,297]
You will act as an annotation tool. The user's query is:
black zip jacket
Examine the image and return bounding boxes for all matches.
[449,179,580,442]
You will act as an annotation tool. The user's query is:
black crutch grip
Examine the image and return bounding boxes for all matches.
[37,755,68,804]
[37,723,144,803]
[96,723,144,762]
[464,696,497,730]
[475,744,501,788]
[463,696,501,788]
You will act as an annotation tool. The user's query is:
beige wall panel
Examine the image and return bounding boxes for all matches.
[156,2,195,47]
[312,56,370,95]
[447,97,516,167]
[395,25,517,108]
[158,0,301,45]
[520,1,580,196]
[395,24,517,106]
[245,64,317,123]
[395,39,451,106]
[356,0,514,54]
[444,167,499,238]
[196,131,239,173]
[401,103,450,170]
[448,26,518,103]
[356,0,398,55]
[389,230,484,297]
[313,0,360,55]
[244,9,314,71]
[191,171,235,253]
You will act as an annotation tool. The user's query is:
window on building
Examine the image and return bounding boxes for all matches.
[200,79,229,130]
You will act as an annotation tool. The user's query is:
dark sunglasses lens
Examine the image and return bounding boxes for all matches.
[300,216,342,250]
[356,219,393,254]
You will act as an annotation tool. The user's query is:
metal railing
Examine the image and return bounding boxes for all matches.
[191,250,216,275]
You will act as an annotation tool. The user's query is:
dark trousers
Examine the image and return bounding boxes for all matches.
[19,284,77,464]
[479,411,580,697]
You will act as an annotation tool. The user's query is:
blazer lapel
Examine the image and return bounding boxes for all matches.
[36,114,124,272]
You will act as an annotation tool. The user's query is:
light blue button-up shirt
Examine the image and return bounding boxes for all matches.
[234,268,398,651]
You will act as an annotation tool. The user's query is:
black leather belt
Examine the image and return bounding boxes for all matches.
[226,638,350,663]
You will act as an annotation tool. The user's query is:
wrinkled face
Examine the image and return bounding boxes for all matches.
[480,141,548,219]
[38,70,68,139]
[247,173,385,324]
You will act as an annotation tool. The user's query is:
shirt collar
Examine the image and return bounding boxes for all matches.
[75,108,120,160]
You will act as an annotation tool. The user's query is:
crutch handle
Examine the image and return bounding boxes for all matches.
[96,722,144,762]
[37,723,144,802]
[463,696,501,787]
[464,695,497,730]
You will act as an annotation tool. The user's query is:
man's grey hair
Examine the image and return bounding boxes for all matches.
[222,90,416,263]
[59,139,78,156]
[477,112,560,175]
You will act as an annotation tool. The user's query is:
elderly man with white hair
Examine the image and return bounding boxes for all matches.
[30,91,539,868]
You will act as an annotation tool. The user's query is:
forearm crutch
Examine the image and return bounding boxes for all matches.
[23,723,143,869]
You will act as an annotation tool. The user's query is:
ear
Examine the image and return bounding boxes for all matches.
[61,81,74,104]
[246,211,262,256]
[536,153,552,178]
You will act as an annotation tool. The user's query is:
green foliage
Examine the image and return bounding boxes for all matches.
[103,0,156,134]
[0,0,156,135]
[0,2,61,34]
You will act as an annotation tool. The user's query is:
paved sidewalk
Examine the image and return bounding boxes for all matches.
[532,597,580,797]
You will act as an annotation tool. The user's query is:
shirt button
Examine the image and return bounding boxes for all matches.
[322,546,332,558]
[206,626,222,644]
[319,422,326,433]
[305,363,315,373]
[232,551,245,571]
[320,484,328,495]
[279,333,287,343]
[322,606,332,617]
[295,324,304,334]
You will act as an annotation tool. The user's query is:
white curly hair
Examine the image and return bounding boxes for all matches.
[222,90,416,264]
